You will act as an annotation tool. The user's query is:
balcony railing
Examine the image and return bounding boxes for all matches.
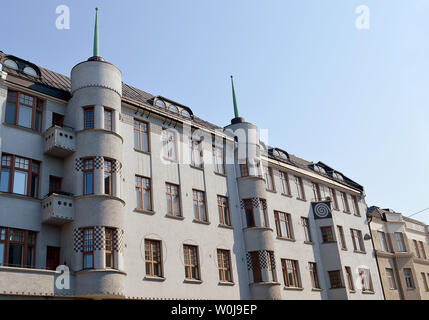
[42,193,75,225]
[43,125,76,158]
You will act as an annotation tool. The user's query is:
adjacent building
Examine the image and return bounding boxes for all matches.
[368,206,429,300]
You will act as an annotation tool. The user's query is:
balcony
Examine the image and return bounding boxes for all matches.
[44,126,76,158]
[42,193,75,225]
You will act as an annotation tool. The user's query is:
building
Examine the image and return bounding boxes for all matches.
[368,206,429,300]
[0,11,383,300]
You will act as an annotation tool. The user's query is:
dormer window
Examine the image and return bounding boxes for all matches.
[3,59,18,70]
[23,67,37,77]
[333,172,344,181]
[181,109,191,118]
[313,165,326,175]
[168,104,179,114]
[155,99,166,108]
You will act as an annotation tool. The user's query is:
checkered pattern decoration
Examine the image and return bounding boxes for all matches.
[240,197,267,210]
[94,156,104,169]
[75,158,84,172]
[74,157,122,175]
[73,226,124,252]
[246,250,276,271]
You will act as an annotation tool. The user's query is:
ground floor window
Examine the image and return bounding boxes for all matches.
[0,227,36,268]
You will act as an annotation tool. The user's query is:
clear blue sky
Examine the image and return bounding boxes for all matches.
[2,0,428,223]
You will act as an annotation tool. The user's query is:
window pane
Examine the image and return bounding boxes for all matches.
[6,102,16,124]
[0,169,10,192]
[134,130,140,149]
[85,172,93,194]
[84,254,93,269]
[35,111,42,132]
[30,175,38,198]
[26,247,34,267]
[0,243,4,266]
[144,189,151,210]
[18,105,32,128]
[8,244,23,266]
[13,171,28,195]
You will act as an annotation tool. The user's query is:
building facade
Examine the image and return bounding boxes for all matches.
[0,32,384,299]
[368,207,429,300]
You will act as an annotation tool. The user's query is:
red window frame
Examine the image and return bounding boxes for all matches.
[105,227,114,269]
[5,91,43,132]
[104,108,113,131]
[136,175,152,211]
[212,145,225,174]
[301,217,312,242]
[104,159,113,195]
[243,199,255,228]
[145,239,163,277]
[275,211,293,239]
[309,262,321,289]
[295,176,305,200]
[217,195,231,226]
[189,138,203,168]
[183,244,200,280]
[329,188,339,210]
[193,189,207,222]
[82,227,94,270]
[351,229,365,252]
[282,259,300,288]
[83,158,94,195]
[83,106,94,129]
[321,226,335,243]
[280,171,291,195]
[0,226,37,268]
[134,119,150,152]
[239,160,249,177]
[328,270,343,288]
[264,166,275,191]
[165,182,181,217]
[217,249,233,283]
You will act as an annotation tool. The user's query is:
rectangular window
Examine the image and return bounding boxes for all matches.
[83,158,94,195]
[386,268,397,290]
[83,106,94,129]
[275,211,293,239]
[309,262,321,289]
[378,231,389,252]
[82,227,94,270]
[302,217,312,243]
[260,199,269,228]
[52,112,64,127]
[105,227,114,269]
[249,251,275,283]
[413,240,421,258]
[282,259,300,288]
[46,246,60,271]
[0,154,40,198]
[49,176,62,194]
[329,188,339,210]
[135,176,152,211]
[264,166,275,191]
[0,227,36,268]
[104,159,112,195]
[217,249,232,283]
[420,241,427,259]
[193,189,207,222]
[145,239,163,277]
[212,146,225,175]
[217,196,231,226]
[328,270,343,289]
[345,266,355,291]
[312,183,321,201]
[359,268,373,292]
[337,226,347,250]
[189,138,203,168]
[243,199,255,228]
[239,160,249,177]
[280,171,291,195]
[404,268,414,289]
[5,91,43,132]
[166,183,181,217]
[351,229,365,252]
[341,192,350,213]
[321,226,335,243]
[134,119,149,152]
[351,195,360,216]
[162,130,176,160]
[104,108,112,131]
[422,273,429,291]
[294,176,305,200]
[395,232,406,252]
[183,245,200,280]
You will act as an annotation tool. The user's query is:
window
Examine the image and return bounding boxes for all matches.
[155,99,166,108]
[302,217,312,242]
[145,239,163,277]
[104,159,113,195]
[321,226,335,243]
[351,195,360,216]
[337,226,347,250]
[249,251,275,283]
[0,227,36,268]
[294,176,305,200]
[162,130,176,160]
[341,192,350,213]
[413,240,421,258]
[422,273,429,291]
[134,119,149,152]
[135,176,152,211]
[212,146,225,175]
[183,245,200,280]
[386,268,397,290]
[105,228,114,269]
[378,231,390,252]
[5,91,43,132]
[193,190,207,222]
[52,112,64,127]
[309,262,321,289]
[82,228,94,269]
[217,249,232,283]
[217,196,231,226]
[49,176,62,194]
[23,66,37,76]
[4,59,18,69]
[275,211,293,239]
[312,183,321,201]
[243,199,255,228]
[264,166,275,191]
[181,109,191,118]
[328,270,343,288]
[0,154,40,198]
[83,106,94,129]
[345,266,354,291]
[46,246,60,271]
[282,259,300,288]
[239,160,249,177]
[329,188,339,210]
[83,158,94,195]
[260,199,269,227]
[104,108,112,131]
[166,183,181,217]
[169,104,179,113]
[359,268,373,292]
[404,269,414,289]
[189,138,203,168]
[351,229,365,252]
[280,171,291,195]
[420,241,427,259]
[395,232,406,252]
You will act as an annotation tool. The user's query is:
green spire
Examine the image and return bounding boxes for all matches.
[231,75,239,118]
[93,8,99,57]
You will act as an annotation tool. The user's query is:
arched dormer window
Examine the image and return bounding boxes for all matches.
[181,109,191,118]
[168,104,179,114]
[23,66,38,77]
[4,59,18,70]
[155,99,166,109]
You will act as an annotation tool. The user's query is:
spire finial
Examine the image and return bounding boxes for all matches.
[231,75,239,118]
[93,8,100,57]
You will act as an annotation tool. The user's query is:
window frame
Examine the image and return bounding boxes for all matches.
[162,129,177,160]
[134,119,150,152]
[183,244,200,280]
[282,259,301,288]
[275,211,293,239]
[328,270,344,289]
[394,232,406,252]
[82,227,94,270]
[341,192,350,213]
[404,268,414,289]
[345,266,355,291]
[217,249,233,283]
[145,239,163,278]
[189,137,203,168]
[165,182,181,217]
[0,227,37,268]
[312,182,321,201]
[104,158,113,196]
[378,231,390,252]
[351,228,365,252]
[386,268,397,290]
[243,199,256,228]
[294,176,305,200]
[309,262,321,289]
[280,171,291,196]
[239,160,249,177]
[264,166,275,191]
[104,108,113,131]
[5,91,43,132]
[83,106,95,130]
[321,226,335,243]
[337,225,347,250]
[104,227,115,269]
[351,195,360,216]
[301,217,312,243]
[212,145,225,175]
[135,175,152,211]
[193,189,207,222]
[83,158,94,195]
[217,195,231,226]
[329,188,339,210]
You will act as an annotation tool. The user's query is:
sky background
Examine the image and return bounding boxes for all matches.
[1,0,428,223]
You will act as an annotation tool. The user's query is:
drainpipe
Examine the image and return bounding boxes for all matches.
[367,213,386,300]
